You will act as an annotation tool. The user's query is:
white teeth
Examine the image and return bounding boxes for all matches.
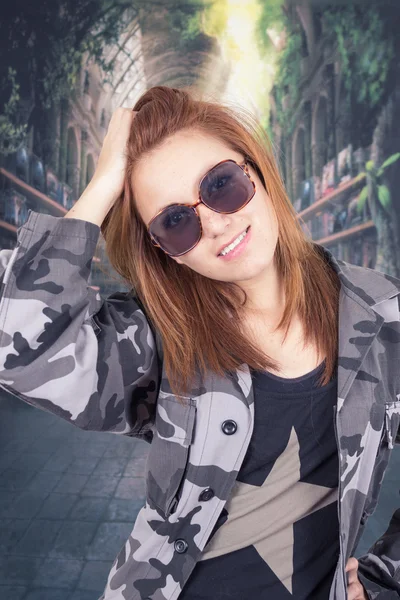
[220,228,248,256]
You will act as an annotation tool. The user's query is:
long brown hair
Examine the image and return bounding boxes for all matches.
[100,85,340,402]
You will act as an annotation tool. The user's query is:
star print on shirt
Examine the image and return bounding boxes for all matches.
[201,426,338,594]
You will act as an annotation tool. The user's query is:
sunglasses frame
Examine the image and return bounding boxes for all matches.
[147,158,256,257]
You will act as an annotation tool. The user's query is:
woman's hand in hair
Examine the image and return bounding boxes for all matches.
[66,108,137,226]
[91,107,137,205]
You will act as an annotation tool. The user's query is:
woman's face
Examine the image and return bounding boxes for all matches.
[132,129,279,285]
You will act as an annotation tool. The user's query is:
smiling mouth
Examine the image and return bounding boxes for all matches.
[218,226,250,257]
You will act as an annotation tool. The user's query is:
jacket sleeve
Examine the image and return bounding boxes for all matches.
[0,209,160,440]
[357,507,400,598]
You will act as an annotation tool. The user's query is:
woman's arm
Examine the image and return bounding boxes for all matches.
[0,209,160,440]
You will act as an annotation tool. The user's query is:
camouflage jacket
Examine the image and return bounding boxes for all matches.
[0,209,399,600]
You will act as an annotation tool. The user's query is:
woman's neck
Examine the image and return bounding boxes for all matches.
[237,267,285,323]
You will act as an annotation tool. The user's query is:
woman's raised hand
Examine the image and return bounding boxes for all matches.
[65,107,138,227]
[92,107,137,205]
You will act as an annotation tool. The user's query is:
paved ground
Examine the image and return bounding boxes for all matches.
[0,389,399,600]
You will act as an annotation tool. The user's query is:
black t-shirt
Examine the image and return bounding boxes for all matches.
[181,360,340,599]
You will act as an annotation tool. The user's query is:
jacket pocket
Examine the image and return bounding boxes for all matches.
[145,392,196,518]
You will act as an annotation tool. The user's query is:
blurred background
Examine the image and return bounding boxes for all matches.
[0,1,399,599]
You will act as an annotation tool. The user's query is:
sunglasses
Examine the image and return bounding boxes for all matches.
[147,158,256,257]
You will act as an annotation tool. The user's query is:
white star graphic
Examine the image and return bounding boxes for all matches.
[200,426,338,593]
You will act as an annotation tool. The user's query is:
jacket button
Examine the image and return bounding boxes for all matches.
[198,487,215,502]
[221,419,237,435]
[174,539,188,553]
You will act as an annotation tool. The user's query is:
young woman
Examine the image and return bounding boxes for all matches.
[0,86,399,600]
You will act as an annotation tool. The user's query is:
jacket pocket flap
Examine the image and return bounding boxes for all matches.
[145,395,196,516]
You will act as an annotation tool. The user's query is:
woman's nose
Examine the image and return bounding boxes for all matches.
[197,203,231,237]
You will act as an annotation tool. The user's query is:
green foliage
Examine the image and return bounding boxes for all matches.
[357,153,400,214]
[254,2,302,136]
[377,184,391,211]
[0,68,28,154]
[254,0,397,147]
[0,0,134,149]
[273,18,302,134]
[166,0,211,46]
[324,4,394,112]
[378,153,400,176]
[356,185,369,213]
[40,43,83,110]
[0,0,225,155]
[254,0,285,58]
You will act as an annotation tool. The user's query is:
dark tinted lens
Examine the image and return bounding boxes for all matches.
[149,205,201,256]
[200,161,254,212]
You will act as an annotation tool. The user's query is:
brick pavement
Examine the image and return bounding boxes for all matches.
[0,389,148,600]
[0,388,399,599]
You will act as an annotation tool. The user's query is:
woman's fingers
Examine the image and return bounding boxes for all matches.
[346,557,368,600]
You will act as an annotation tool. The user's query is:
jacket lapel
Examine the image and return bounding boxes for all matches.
[234,243,400,409]
[232,244,400,599]
[329,248,400,406]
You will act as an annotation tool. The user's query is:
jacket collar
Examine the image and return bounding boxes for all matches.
[314,243,400,405]
[234,243,400,410]
[315,243,400,309]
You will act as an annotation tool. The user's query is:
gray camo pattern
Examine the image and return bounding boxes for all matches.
[0,209,399,600]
